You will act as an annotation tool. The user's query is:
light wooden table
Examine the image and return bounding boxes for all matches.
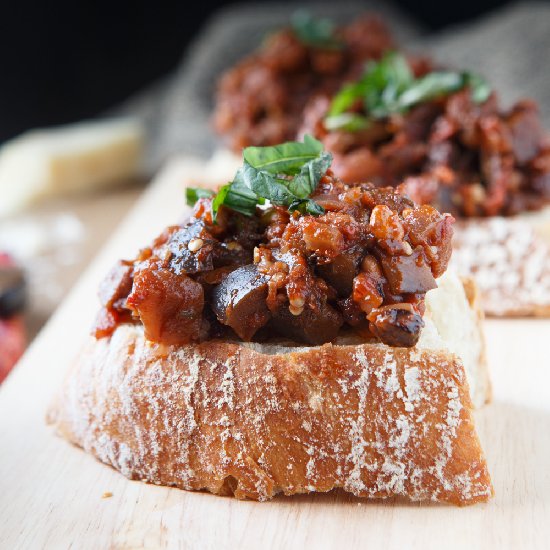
[0,158,548,550]
[0,183,143,339]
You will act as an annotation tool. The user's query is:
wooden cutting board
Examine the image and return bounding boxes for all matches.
[1,158,549,550]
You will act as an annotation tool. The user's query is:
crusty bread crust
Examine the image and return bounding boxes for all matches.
[48,324,493,505]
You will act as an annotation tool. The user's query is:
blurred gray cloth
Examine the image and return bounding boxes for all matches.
[115,1,550,172]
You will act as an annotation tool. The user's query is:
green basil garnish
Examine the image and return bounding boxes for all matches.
[290,10,343,50]
[212,135,331,220]
[324,112,370,132]
[185,187,214,207]
[212,179,261,220]
[326,52,492,131]
[465,72,492,104]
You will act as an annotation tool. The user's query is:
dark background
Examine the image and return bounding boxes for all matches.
[0,0,516,144]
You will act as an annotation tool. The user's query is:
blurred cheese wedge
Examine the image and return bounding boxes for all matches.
[0,118,144,217]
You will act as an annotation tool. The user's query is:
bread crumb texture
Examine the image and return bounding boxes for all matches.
[452,218,550,316]
[48,325,493,505]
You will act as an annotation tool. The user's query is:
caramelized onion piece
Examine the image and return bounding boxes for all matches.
[127,267,204,345]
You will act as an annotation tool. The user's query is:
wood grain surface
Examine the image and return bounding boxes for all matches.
[0,157,548,550]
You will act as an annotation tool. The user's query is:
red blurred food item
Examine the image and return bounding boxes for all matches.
[0,316,26,383]
[0,253,26,383]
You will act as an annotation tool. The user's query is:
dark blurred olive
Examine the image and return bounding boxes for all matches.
[0,262,26,319]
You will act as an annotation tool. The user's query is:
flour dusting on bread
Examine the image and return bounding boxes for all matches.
[48,324,493,505]
[452,217,550,316]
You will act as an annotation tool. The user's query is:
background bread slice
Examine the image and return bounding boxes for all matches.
[47,323,492,505]
[451,208,550,317]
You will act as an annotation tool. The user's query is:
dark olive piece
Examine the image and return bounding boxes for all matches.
[0,265,26,319]
[368,306,425,348]
[211,265,271,341]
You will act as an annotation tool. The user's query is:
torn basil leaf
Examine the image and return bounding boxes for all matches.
[185,187,214,207]
[289,198,326,216]
[324,112,370,132]
[290,10,343,50]
[212,135,330,219]
[464,72,492,104]
[211,177,261,221]
[326,52,492,131]
[243,134,324,175]
[396,71,465,111]
[288,150,332,198]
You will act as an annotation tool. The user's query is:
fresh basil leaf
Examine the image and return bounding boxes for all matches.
[328,82,366,116]
[328,52,413,118]
[397,71,464,111]
[212,136,329,219]
[243,134,324,175]
[363,52,414,114]
[241,147,331,208]
[324,112,370,132]
[185,187,215,206]
[290,10,343,50]
[288,199,325,216]
[289,151,333,198]
[239,162,297,206]
[326,52,492,131]
[211,184,230,221]
[211,177,259,221]
[367,52,413,97]
[464,72,492,104]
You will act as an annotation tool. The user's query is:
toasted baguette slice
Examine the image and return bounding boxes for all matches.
[450,209,550,317]
[48,276,492,505]
[47,326,492,505]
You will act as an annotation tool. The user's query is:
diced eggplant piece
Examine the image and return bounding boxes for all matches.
[214,242,253,268]
[168,220,215,275]
[379,248,436,294]
[98,260,133,308]
[127,267,204,345]
[211,265,271,341]
[368,305,424,348]
[270,302,343,345]
[317,252,361,297]
[168,220,253,275]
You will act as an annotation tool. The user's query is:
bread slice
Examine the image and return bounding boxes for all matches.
[422,273,490,408]
[449,209,550,317]
[48,274,493,505]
